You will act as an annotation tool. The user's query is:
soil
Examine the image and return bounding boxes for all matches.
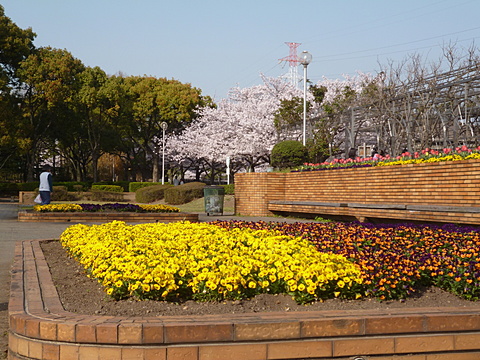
[41,240,480,317]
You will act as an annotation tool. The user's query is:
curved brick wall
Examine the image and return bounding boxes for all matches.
[235,160,480,224]
[8,240,480,359]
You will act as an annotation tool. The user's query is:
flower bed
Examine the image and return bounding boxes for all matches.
[60,221,363,304]
[213,221,480,302]
[298,145,480,171]
[59,219,480,305]
[33,202,180,213]
[18,202,197,222]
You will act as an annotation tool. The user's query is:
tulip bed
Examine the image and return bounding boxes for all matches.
[59,221,364,304]
[213,221,480,301]
[298,146,480,171]
[34,203,180,213]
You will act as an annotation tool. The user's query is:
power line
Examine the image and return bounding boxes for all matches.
[312,26,480,62]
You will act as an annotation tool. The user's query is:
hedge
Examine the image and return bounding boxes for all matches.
[164,182,206,205]
[92,181,130,192]
[129,182,164,192]
[222,184,235,195]
[91,184,123,192]
[135,184,171,203]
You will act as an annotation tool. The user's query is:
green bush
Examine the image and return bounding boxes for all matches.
[51,186,71,201]
[54,182,91,191]
[91,184,123,192]
[17,182,39,191]
[129,182,163,192]
[270,140,307,169]
[135,184,171,203]
[72,185,83,192]
[164,182,206,205]
[15,182,91,192]
[88,190,125,202]
[223,184,235,195]
[0,182,18,196]
[93,181,130,192]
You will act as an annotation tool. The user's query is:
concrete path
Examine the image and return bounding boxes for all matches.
[1,204,80,307]
[1,203,86,359]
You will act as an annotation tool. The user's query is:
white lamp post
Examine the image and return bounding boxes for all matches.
[226,156,230,185]
[299,50,312,146]
[160,122,168,185]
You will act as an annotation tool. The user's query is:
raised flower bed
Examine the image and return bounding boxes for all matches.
[296,145,480,172]
[18,203,199,223]
[9,220,480,359]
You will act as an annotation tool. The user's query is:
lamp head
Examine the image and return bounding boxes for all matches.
[299,51,312,66]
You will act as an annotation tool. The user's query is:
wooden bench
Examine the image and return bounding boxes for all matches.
[268,200,480,225]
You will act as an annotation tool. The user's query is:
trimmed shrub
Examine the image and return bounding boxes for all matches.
[129,182,163,192]
[135,184,171,203]
[72,185,83,192]
[93,181,129,192]
[54,182,91,191]
[223,184,235,195]
[91,184,123,192]
[88,190,125,202]
[51,186,70,201]
[270,140,307,169]
[0,182,18,196]
[164,182,206,205]
[17,182,39,191]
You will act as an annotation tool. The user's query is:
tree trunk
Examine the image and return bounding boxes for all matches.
[152,150,159,182]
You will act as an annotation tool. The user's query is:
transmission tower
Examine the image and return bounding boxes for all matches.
[279,42,301,88]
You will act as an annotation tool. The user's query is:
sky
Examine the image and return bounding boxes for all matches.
[2,0,480,101]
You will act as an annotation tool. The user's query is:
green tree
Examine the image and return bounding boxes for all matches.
[121,76,208,181]
[273,85,331,162]
[0,5,35,176]
[270,140,307,169]
[17,46,85,180]
[69,66,120,181]
[0,5,35,86]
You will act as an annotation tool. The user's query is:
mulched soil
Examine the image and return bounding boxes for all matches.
[40,240,480,317]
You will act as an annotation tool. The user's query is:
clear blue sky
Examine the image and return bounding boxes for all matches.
[2,0,480,100]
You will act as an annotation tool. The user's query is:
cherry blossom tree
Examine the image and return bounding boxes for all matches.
[166,73,380,181]
[167,76,303,182]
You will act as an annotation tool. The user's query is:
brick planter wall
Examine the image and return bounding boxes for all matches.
[8,240,480,359]
[235,160,480,224]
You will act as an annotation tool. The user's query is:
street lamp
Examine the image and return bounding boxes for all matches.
[299,50,312,146]
[160,122,168,185]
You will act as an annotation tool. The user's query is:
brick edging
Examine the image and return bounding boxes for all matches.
[8,240,480,359]
[17,211,199,223]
